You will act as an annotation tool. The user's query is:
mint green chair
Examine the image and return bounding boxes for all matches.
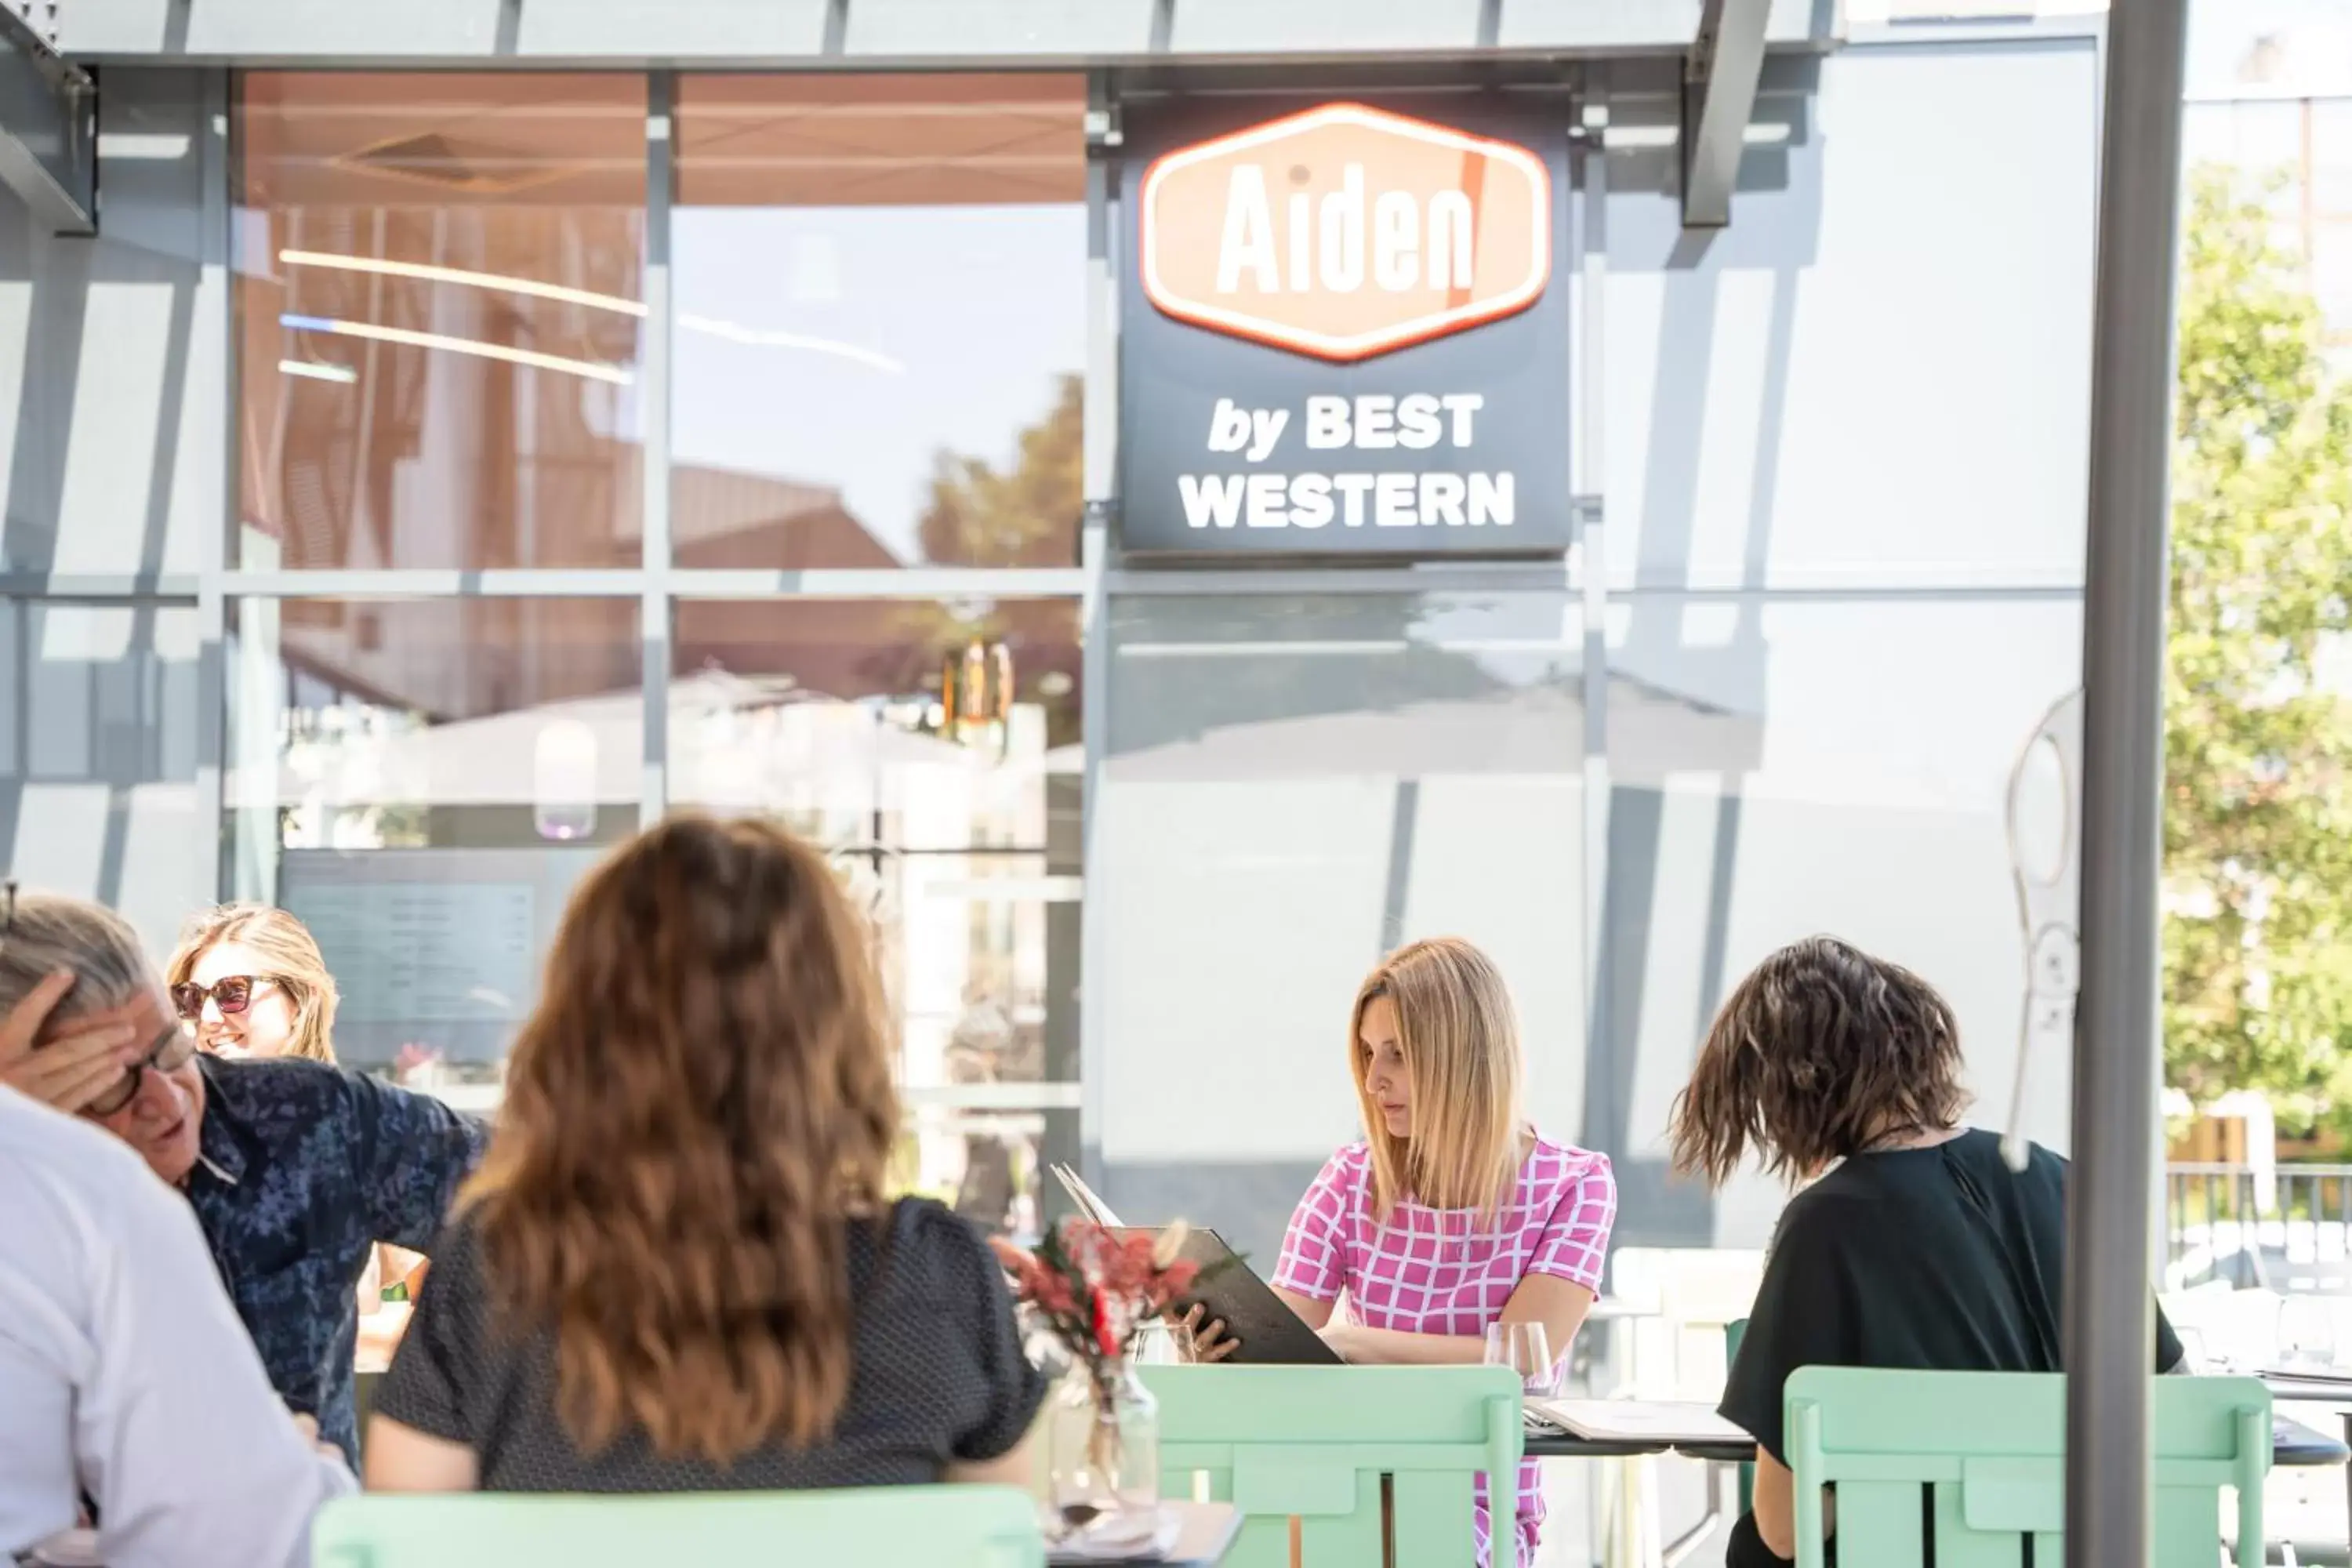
[1140,1366,1521,1568]
[1783,1369,2271,1568]
[311,1486,1046,1567]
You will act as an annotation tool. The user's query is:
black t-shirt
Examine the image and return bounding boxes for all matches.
[1718,1130,2183,1566]
[375,1198,1046,1491]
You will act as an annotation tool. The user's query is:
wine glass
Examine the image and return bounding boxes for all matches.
[1133,1316,1199,1367]
[1484,1321,1559,1397]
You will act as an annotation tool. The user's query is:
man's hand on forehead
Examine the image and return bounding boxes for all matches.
[0,971,154,1115]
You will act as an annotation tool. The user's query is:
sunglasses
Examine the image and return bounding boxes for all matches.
[170,975,285,1021]
[84,1021,199,1120]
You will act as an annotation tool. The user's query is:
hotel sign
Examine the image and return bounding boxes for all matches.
[1119,97,1570,560]
[1140,103,1552,362]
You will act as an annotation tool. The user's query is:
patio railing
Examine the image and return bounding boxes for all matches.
[2165,1162,2352,1293]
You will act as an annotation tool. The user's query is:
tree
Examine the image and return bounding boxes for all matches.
[2164,168,2352,1130]
[916,372,1082,568]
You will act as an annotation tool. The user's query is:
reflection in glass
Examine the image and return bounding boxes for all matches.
[1095,593,1588,1245]
[0,601,204,958]
[670,599,1081,1102]
[224,597,641,1097]
[892,1107,1076,1244]
[1107,593,1585,773]
[234,74,648,569]
[670,597,1080,849]
[673,75,1085,568]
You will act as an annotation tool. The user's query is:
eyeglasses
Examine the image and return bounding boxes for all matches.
[83,1021,199,1120]
[170,975,284,1021]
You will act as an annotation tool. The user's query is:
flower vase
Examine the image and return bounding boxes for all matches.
[1045,1359,1160,1529]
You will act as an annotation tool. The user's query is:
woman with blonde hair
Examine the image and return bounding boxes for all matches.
[364,814,1044,1493]
[166,904,338,1062]
[169,902,423,1327]
[1199,937,1616,1566]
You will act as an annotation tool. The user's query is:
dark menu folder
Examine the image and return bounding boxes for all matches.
[1122,1226,1342,1367]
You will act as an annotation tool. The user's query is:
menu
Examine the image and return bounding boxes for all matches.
[291,881,535,1024]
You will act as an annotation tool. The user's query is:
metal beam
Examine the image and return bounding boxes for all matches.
[58,0,1842,64]
[2066,1,2190,1566]
[0,3,89,234]
[1679,0,1770,228]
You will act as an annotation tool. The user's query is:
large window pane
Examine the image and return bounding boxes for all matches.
[894,1107,1076,1243]
[670,597,1081,1095]
[1096,593,1585,1261]
[1602,591,2080,1247]
[225,597,641,1098]
[234,74,648,569]
[7,77,211,577]
[0,601,202,959]
[673,76,1085,569]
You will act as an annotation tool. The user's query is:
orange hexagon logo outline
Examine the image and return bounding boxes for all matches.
[1138,102,1552,363]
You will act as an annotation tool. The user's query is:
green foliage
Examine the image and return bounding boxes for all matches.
[916,372,1082,568]
[2165,168,2352,1131]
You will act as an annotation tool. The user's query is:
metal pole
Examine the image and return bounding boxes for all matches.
[2067,2,2192,1565]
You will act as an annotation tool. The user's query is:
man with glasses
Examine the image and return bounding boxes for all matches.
[0,890,486,1466]
[0,1069,354,1566]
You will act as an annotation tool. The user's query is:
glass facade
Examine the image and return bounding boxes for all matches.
[671,75,1086,570]
[0,602,205,960]
[220,72,1088,1218]
[235,74,650,571]
[10,49,2102,1255]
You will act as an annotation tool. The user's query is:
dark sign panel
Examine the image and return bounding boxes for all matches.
[1119,96,1572,560]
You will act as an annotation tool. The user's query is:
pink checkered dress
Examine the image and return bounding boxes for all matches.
[1270,1137,1617,1567]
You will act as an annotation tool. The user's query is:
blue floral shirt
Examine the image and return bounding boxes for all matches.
[183,1054,488,1463]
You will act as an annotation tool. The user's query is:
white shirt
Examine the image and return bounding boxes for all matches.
[0,1085,356,1566]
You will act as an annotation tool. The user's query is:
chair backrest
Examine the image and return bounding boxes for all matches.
[1725,1319,1753,1517]
[1783,1369,2272,1568]
[310,1486,1046,1568]
[1139,1366,1522,1568]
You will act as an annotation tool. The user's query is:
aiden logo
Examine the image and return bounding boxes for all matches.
[1138,102,1552,363]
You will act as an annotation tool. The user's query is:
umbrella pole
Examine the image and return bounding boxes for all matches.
[2066,2,2192,1565]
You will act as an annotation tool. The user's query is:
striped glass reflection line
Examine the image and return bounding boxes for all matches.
[277,250,903,374]
[277,313,633,385]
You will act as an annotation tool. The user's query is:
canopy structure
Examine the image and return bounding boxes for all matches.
[0,3,89,234]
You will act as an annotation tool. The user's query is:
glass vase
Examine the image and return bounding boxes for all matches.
[1045,1358,1160,1530]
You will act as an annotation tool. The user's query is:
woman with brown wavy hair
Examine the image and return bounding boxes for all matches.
[1670,935,2185,1568]
[363,815,1044,1493]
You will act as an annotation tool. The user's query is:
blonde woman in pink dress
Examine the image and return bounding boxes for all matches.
[1208,937,1617,1566]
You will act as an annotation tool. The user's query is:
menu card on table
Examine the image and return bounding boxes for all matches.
[1526,1398,1750,1446]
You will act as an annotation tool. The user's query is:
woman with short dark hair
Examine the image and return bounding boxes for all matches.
[1669,935,2183,1568]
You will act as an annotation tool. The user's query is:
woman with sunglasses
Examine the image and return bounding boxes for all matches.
[170,905,432,1367]
[167,905,336,1063]
[0,890,486,1468]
